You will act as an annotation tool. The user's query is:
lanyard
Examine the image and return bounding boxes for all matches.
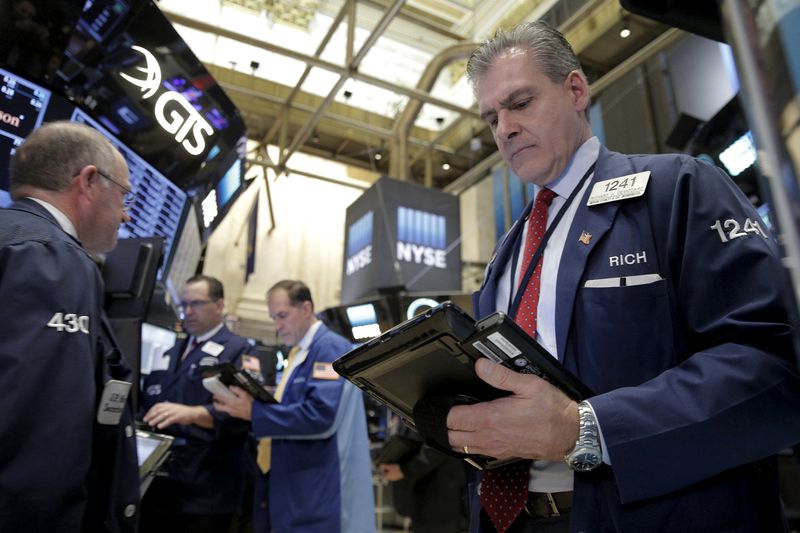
[507,163,596,320]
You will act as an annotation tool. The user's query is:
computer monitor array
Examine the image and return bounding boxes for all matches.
[71,108,188,278]
[1,65,192,282]
[140,322,177,375]
[0,67,51,207]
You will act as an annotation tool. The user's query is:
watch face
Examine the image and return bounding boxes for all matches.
[571,448,601,472]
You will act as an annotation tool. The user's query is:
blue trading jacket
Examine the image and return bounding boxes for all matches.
[250,322,376,533]
[470,147,800,532]
[141,325,251,514]
[0,199,140,532]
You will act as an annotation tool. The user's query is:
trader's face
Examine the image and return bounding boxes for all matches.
[268,289,312,347]
[81,153,132,254]
[181,281,224,337]
[477,48,590,186]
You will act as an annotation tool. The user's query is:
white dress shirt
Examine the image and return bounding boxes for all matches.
[495,137,600,493]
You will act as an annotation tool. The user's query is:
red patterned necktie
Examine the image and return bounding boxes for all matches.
[481,187,555,533]
[514,188,556,337]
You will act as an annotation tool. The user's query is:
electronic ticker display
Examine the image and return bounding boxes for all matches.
[0,66,51,206]
[71,107,187,277]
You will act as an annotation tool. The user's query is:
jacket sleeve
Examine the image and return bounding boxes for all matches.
[589,156,800,503]
[250,332,350,439]
[0,238,101,530]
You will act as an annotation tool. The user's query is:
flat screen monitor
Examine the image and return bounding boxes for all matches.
[319,297,399,344]
[140,322,177,375]
[54,0,246,190]
[346,303,381,340]
[135,427,174,495]
[164,203,202,311]
[0,66,52,207]
[71,107,187,278]
[216,158,242,209]
[757,203,774,232]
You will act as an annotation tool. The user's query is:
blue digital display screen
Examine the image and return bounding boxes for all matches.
[71,108,187,277]
[216,158,241,208]
[346,303,378,327]
[0,67,52,207]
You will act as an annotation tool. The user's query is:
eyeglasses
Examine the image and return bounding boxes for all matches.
[96,170,135,209]
[179,299,217,311]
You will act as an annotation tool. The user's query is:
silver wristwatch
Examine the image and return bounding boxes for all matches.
[565,401,602,472]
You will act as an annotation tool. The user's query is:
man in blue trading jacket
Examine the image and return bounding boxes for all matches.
[140,274,251,532]
[214,279,376,533]
[441,22,800,533]
[0,121,139,532]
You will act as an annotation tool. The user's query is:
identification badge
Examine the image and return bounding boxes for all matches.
[97,380,131,425]
[587,171,650,206]
[201,341,224,357]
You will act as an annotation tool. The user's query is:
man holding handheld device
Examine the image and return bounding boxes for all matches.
[213,279,375,533]
[441,21,800,533]
[140,274,251,532]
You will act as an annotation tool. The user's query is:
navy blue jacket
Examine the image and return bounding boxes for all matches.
[0,199,140,532]
[471,147,800,532]
[141,325,251,514]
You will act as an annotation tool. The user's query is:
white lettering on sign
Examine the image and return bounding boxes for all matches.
[346,245,372,275]
[396,242,446,269]
[119,45,214,156]
[153,92,214,156]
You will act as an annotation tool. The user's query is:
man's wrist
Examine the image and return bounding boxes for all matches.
[564,400,602,472]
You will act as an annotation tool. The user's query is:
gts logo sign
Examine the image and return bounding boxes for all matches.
[120,46,214,156]
[345,211,373,276]
[396,206,446,269]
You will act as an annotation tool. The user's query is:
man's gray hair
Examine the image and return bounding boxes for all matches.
[9,121,120,197]
[466,21,584,93]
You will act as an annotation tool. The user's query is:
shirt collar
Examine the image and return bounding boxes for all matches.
[297,320,322,352]
[535,136,600,200]
[27,197,78,240]
[196,322,224,343]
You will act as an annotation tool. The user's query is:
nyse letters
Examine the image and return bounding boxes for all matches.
[346,245,372,275]
[396,242,446,269]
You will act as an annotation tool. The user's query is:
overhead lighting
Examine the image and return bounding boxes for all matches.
[620,16,631,38]
[442,161,451,171]
[374,152,382,161]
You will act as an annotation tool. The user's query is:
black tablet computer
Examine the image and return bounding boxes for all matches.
[136,428,174,496]
[201,362,277,404]
[332,301,592,468]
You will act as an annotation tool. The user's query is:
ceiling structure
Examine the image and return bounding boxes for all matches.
[157,0,669,191]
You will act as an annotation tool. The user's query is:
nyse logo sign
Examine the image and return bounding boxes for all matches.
[119,46,214,156]
[345,211,373,275]
[396,206,446,269]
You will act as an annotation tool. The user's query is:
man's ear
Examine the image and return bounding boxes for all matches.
[302,300,314,318]
[73,164,98,197]
[565,70,590,113]
[71,164,100,209]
